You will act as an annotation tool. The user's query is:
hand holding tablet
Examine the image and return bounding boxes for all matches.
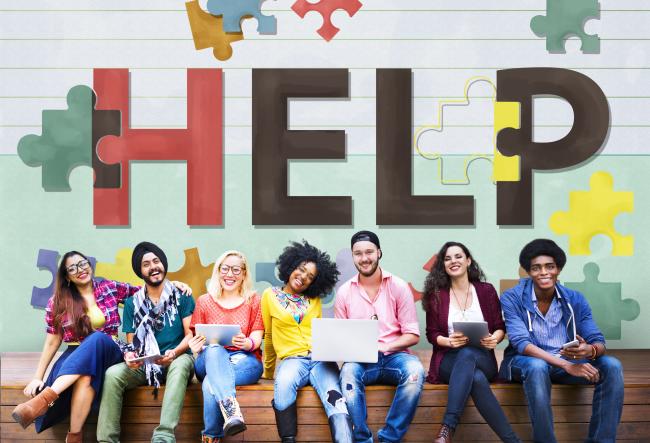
[194,324,242,346]
[452,321,490,348]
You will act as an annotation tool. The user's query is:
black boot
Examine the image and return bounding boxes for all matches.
[328,413,353,443]
[272,400,297,443]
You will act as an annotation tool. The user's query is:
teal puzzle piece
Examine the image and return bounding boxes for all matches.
[530,0,600,53]
[18,86,93,191]
[206,0,276,34]
[565,263,640,340]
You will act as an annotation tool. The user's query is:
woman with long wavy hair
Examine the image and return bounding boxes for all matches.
[423,242,520,443]
[11,250,187,443]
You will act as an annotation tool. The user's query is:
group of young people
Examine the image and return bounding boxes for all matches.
[11,233,624,443]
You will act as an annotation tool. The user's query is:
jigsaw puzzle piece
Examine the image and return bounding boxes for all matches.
[185,0,244,61]
[31,249,59,309]
[493,101,520,182]
[168,247,214,299]
[565,262,640,339]
[255,262,282,288]
[31,250,98,309]
[18,86,93,191]
[530,0,600,53]
[206,0,276,34]
[408,253,438,303]
[499,266,528,295]
[95,248,141,286]
[292,0,363,41]
[549,171,633,256]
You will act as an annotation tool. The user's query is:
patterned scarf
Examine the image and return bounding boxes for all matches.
[130,281,180,394]
[273,286,309,323]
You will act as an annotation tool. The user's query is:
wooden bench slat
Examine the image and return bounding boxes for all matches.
[1,421,648,441]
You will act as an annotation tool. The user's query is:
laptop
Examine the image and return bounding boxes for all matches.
[311,318,379,363]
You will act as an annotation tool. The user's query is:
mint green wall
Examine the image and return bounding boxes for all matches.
[1,154,647,351]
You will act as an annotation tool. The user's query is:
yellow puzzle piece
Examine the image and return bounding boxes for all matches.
[493,101,520,182]
[168,248,214,299]
[95,248,140,286]
[185,0,244,61]
[549,171,634,256]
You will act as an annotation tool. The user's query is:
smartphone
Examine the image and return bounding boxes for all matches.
[562,339,579,350]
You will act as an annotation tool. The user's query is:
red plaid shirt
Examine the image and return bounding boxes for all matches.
[45,279,140,343]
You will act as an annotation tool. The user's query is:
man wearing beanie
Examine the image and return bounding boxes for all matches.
[335,231,424,443]
[97,242,195,443]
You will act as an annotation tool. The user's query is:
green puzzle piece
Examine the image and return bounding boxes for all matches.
[565,263,640,340]
[530,0,600,54]
[18,85,93,191]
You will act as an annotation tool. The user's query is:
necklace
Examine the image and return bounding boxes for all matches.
[451,284,471,320]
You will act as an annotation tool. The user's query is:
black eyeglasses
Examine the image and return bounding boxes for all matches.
[66,260,90,275]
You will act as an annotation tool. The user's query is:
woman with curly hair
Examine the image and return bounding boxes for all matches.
[423,242,519,443]
[188,250,264,442]
[262,241,353,443]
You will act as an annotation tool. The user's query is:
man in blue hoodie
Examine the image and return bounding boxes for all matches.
[499,239,623,443]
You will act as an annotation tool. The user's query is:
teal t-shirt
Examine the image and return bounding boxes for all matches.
[122,291,195,354]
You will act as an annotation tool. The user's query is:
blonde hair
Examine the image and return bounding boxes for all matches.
[207,250,254,302]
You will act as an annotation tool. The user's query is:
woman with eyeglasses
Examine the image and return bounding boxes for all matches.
[262,241,353,443]
[423,242,520,443]
[11,251,190,443]
[188,251,264,442]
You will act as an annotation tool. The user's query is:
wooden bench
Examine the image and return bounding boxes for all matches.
[2,350,649,442]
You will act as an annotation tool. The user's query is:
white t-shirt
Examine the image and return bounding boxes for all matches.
[448,284,484,336]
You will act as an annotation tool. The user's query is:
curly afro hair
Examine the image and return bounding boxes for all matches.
[422,242,485,311]
[276,240,340,298]
[519,238,567,272]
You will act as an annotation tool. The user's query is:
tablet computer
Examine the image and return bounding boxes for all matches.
[126,354,162,364]
[194,324,242,346]
[452,321,489,347]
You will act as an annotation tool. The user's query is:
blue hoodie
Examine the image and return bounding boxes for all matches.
[499,277,605,380]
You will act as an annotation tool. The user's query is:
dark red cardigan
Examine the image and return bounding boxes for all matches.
[424,281,506,384]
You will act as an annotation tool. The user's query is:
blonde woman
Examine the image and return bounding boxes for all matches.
[189,251,264,442]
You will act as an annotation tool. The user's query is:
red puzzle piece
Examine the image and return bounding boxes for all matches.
[292,0,363,41]
[408,253,438,302]
[92,69,223,226]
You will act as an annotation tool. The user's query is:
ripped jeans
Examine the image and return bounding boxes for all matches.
[273,356,348,416]
[340,352,424,443]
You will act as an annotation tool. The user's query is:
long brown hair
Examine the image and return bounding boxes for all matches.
[51,251,93,339]
[422,242,486,312]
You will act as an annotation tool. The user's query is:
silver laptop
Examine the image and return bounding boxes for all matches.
[311,318,379,363]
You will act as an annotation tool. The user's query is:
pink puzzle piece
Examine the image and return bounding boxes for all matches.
[292,0,363,41]
[92,69,223,226]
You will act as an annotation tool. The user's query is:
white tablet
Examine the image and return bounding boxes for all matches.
[195,324,242,346]
[126,354,162,364]
[452,321,490,347]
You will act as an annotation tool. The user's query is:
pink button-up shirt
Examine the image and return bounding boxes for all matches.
[334,269,420,351]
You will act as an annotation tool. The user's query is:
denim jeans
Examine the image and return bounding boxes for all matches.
[340,352,424,443]
[194,345,263,438]
[439,347,519,442]
[97,354,194,443]
[509,355,624,443]
[273,356,348,417]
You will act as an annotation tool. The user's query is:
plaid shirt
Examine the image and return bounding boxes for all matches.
[45,279,140,343]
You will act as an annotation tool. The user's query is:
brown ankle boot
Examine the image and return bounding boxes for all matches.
[65,430,83,443]
[11,387,59,429]
[433,424,454,443]
[201,435,220,443]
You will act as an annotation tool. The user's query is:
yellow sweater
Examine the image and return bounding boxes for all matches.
[261,287,321,379]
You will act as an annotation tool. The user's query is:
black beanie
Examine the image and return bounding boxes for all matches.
[131,241,168,279]
[350,230,381,249]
